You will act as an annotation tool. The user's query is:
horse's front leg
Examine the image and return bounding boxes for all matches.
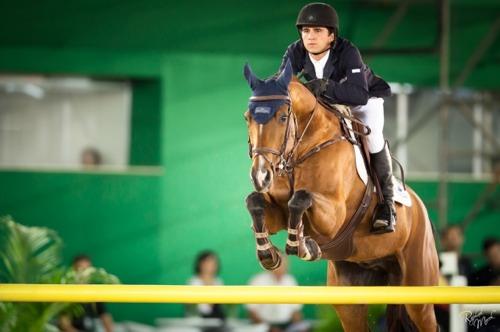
[246,192,286,270]
[286,190,322,261]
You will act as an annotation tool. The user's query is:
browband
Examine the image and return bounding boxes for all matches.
[249,95,291,103]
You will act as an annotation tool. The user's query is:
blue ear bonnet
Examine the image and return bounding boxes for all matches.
[248,99,288,125]
[244,60,293,124]
[248,84,290,124]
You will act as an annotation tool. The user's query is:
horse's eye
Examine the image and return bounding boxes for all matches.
[279,114,288,123]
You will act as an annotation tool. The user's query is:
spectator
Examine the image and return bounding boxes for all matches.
[440,224,473,277]
[186,250,225,320]
[468,238,500,286]
[246,256,309,332]
[467,238,500,331]
[81,148,102,166]
[59,254,114,332]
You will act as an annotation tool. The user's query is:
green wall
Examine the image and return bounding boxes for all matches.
[130,79,162,166]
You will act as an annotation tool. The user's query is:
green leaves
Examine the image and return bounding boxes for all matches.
[0,216,120,332]
[0,216,63,284]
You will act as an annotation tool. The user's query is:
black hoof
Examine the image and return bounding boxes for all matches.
[301,236,322,261]
[257,247,282,271]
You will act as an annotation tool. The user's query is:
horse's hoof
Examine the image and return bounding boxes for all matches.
[257,247,282,271]
[299,236,322,261]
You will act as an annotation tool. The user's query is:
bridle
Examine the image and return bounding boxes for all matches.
[248,92,346,183]
[248,94,294,174]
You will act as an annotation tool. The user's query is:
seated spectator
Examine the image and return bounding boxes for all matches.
[468,238,500,286]
[246,256,309,332]
[467,238,500,331]
[81,147,102,167]
[440,224,473,276]
[59,254,114,332]
[186,250,225,320]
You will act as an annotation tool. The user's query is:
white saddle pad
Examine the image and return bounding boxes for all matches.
[354,145,412,207]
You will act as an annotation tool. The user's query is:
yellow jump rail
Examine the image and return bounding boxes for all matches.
[1,284,500,304]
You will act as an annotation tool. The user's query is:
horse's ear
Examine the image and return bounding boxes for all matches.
[276,59,293,90]
[243,63,261,90]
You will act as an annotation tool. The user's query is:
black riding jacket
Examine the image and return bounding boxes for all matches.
[279,37,391,106]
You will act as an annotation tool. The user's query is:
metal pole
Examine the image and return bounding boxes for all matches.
[472,95,483,178]
[438,0,450,229]
[396,90,409,170]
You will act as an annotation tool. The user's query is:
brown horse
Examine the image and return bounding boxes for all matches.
[243,62,440,331]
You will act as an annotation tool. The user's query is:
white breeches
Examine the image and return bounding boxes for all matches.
[351,97,386,153]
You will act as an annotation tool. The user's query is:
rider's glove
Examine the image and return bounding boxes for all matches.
[304,79,329,97]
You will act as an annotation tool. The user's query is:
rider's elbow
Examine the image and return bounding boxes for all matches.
[353,90,369,106]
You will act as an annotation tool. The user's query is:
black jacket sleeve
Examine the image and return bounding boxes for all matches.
[323,46,369,106]
[277,42,304,76]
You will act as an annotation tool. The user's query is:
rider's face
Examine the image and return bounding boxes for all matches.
[301,26,334,54]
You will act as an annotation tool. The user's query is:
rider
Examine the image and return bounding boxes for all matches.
[279,2,395,234]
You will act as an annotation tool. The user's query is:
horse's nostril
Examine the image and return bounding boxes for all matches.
[265,171,271,183]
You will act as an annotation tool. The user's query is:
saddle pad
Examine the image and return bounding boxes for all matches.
[354,144,412,207]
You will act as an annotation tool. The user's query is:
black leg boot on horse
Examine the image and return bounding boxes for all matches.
[370,143,396,234]
[246,192,283,270]
[286,190,322,261]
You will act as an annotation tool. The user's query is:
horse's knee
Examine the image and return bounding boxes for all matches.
[288,190,313,211]
[246,192,266,211]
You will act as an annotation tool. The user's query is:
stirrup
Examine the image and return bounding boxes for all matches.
[370,204,396,234]
[371,219,395,234]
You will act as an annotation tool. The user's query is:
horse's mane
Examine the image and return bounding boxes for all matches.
[288,78,351,120]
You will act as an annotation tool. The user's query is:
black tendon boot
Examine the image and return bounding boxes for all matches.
[370,143,396,234]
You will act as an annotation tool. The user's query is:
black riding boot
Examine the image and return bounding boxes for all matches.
[370,143,396,234]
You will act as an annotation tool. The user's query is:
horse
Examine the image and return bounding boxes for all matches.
[243,61,440,332]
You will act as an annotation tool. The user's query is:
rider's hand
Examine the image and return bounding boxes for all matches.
[304,79,328,97]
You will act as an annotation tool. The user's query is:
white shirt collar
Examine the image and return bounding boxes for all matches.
[308,50,330,79]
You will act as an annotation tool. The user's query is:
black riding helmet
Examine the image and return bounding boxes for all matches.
[296,2,339,35]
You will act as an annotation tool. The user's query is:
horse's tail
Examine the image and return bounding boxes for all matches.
[386,304,418,332]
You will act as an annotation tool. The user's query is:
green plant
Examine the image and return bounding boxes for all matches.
[0,216,119,332]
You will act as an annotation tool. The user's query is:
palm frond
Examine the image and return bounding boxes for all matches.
[0,216,63,283]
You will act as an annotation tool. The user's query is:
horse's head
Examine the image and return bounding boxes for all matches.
[243,61,317,192]
[243,61,293,192]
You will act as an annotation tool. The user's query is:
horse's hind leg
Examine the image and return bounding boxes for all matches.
[399,207,440,331]
[286,190,322,261]
[246,192,285,270]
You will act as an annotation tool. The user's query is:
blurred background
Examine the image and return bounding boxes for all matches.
[0,0,498,331]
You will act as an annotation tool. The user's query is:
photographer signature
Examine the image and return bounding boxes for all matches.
[462,310,495,329]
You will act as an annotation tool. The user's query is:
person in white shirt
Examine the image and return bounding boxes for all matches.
[186,250,225,320]
[246,256,309,332]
